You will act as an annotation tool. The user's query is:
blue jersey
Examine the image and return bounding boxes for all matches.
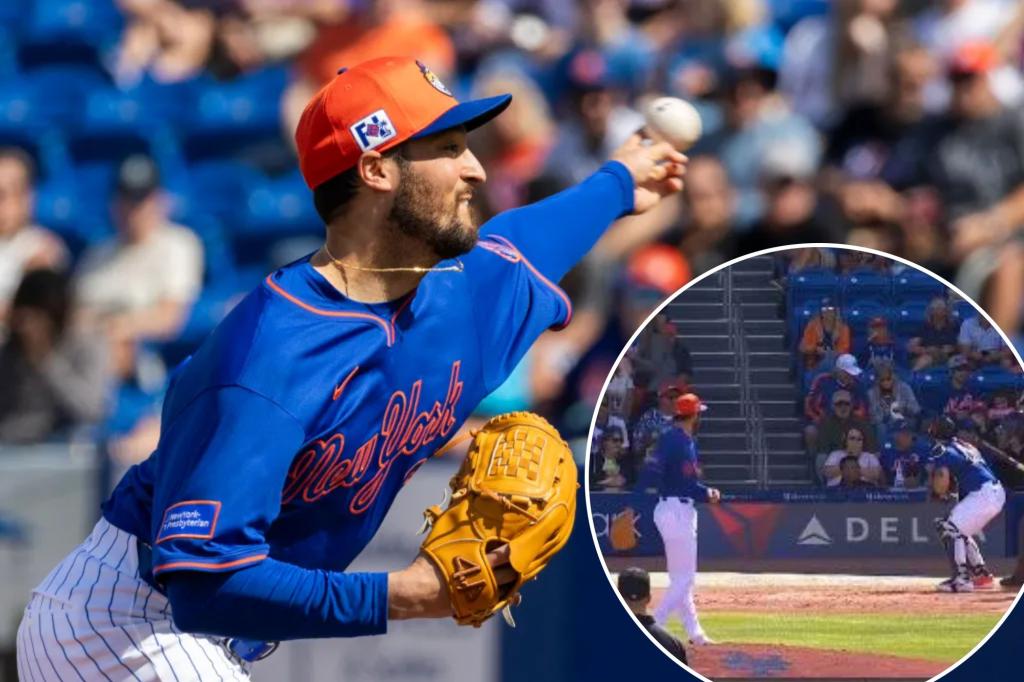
[636,426,710,501]
[879,438,929,481]
[103,163,633,604]
[928,438,999,496]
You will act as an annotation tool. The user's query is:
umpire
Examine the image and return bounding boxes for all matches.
[618,567,688,665]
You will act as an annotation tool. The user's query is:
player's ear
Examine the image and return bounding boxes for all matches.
[356,151,400,193]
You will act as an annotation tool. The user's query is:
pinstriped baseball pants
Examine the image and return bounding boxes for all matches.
[16,518,251,681]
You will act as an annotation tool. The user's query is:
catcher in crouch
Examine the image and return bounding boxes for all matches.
[927,416,1005,593]
[16,56,687,680]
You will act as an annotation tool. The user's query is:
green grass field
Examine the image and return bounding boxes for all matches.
[667,612,1003,662]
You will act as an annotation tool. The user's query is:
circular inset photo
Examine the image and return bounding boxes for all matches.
[587,244,1024,680]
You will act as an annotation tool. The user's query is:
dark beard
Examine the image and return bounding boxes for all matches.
[388,161,478,260]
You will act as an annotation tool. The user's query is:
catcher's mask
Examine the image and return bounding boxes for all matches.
[928,415,957,441]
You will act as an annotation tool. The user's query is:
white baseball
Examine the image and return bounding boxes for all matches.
[644,96,702,151]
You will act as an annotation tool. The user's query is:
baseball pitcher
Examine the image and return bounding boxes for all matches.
[636,392,720,646]
[16,56,687,680]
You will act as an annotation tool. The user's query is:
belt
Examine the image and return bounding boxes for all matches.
[658,496,694,504]
[136,541,278,663]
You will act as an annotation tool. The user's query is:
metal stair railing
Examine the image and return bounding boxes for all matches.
[724,267,761,486]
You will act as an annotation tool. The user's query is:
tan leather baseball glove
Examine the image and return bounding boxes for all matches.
[419,412,577,627]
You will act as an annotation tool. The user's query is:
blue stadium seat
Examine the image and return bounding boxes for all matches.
[0,27,16,78]
[970,367,1020,396]
[913,368,952,416]
[20,0,123,68]
[184,160,265,223]
[232,170,322,266]
[952,299,976,324]
[789,299,821,349]
[787,269,839,308]
[0,78,44,136]
[35,177,112,258]
[76,88,163,138]
[895,300,929,337]
[841,269,891,306]
[182,68,289,160]
[846,300,890,337]
[21,66,111,129]
[893,270,946,305]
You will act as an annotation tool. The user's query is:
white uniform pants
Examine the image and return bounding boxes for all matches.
[950,481,1006,536]
[16,518,251,681]
[652,497,705,639]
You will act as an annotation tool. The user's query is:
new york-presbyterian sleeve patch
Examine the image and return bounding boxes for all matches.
[155,500,222,544]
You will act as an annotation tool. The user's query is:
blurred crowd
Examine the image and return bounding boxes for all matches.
[2,0,1024,474]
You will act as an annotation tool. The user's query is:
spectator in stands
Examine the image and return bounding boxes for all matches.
[696,55,823,229]
[632,379,685,461]
[0,270,109,444]
[967,400,994,441]
[907,297,959,370]
[787,247,837,273]
[822,426,883,487]
[805,353,869,422]
[594,426,629,491]
[540,50,645,189]
[944,354,981,418]
[0,148,67,325]
[604,357,634,420]
[868,359,921,435]
[988,390,1017,423]
[959,313,1012,367]
[810,388,878,463]
[113,0,218,88]
[861,316,898,370]
[593,397,630,455]
[898,42,1024,260]
[737,145,838,254]
[76,155,204,346]
[677,156,740,275]
[632,313,693,396]
[471,70,556,214]
[799,300,852,371]
[880,420,926,489]
[836,455,878,490]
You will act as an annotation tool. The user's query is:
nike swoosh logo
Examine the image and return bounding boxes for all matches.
[333,365,360,401]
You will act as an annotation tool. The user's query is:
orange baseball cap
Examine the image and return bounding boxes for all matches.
[295,56,512,189]
[675,393,708,417]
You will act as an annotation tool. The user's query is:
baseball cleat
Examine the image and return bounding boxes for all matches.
[936,576,974,593]
[690,634,717,646]
[972,572,996,589]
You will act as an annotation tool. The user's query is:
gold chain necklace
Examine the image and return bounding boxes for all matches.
[322,242,464,273]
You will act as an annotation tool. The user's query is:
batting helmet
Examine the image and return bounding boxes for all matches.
[928,415,957,441]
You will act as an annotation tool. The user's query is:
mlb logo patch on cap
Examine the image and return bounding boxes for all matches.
[350,109,396,152]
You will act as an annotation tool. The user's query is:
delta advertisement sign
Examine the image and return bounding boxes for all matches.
[591,493,1007,559]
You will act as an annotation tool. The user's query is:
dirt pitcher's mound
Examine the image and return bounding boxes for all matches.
[687,642,942,679]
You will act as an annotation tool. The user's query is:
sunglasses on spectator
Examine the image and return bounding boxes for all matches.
[835,400,852,406]
[847,435,864,441]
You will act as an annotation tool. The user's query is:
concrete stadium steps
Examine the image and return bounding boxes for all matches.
[728,254,813,488]
[697,432,748,449]
[671,319,730,336]
[694,383,742,401]
[689,351,735,369]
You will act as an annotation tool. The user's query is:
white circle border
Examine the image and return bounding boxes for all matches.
[582,242,1024,682]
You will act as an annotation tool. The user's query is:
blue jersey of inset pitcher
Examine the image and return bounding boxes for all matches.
[636,426,711,501]
[928,438,999,497]
[103,162,634,581]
